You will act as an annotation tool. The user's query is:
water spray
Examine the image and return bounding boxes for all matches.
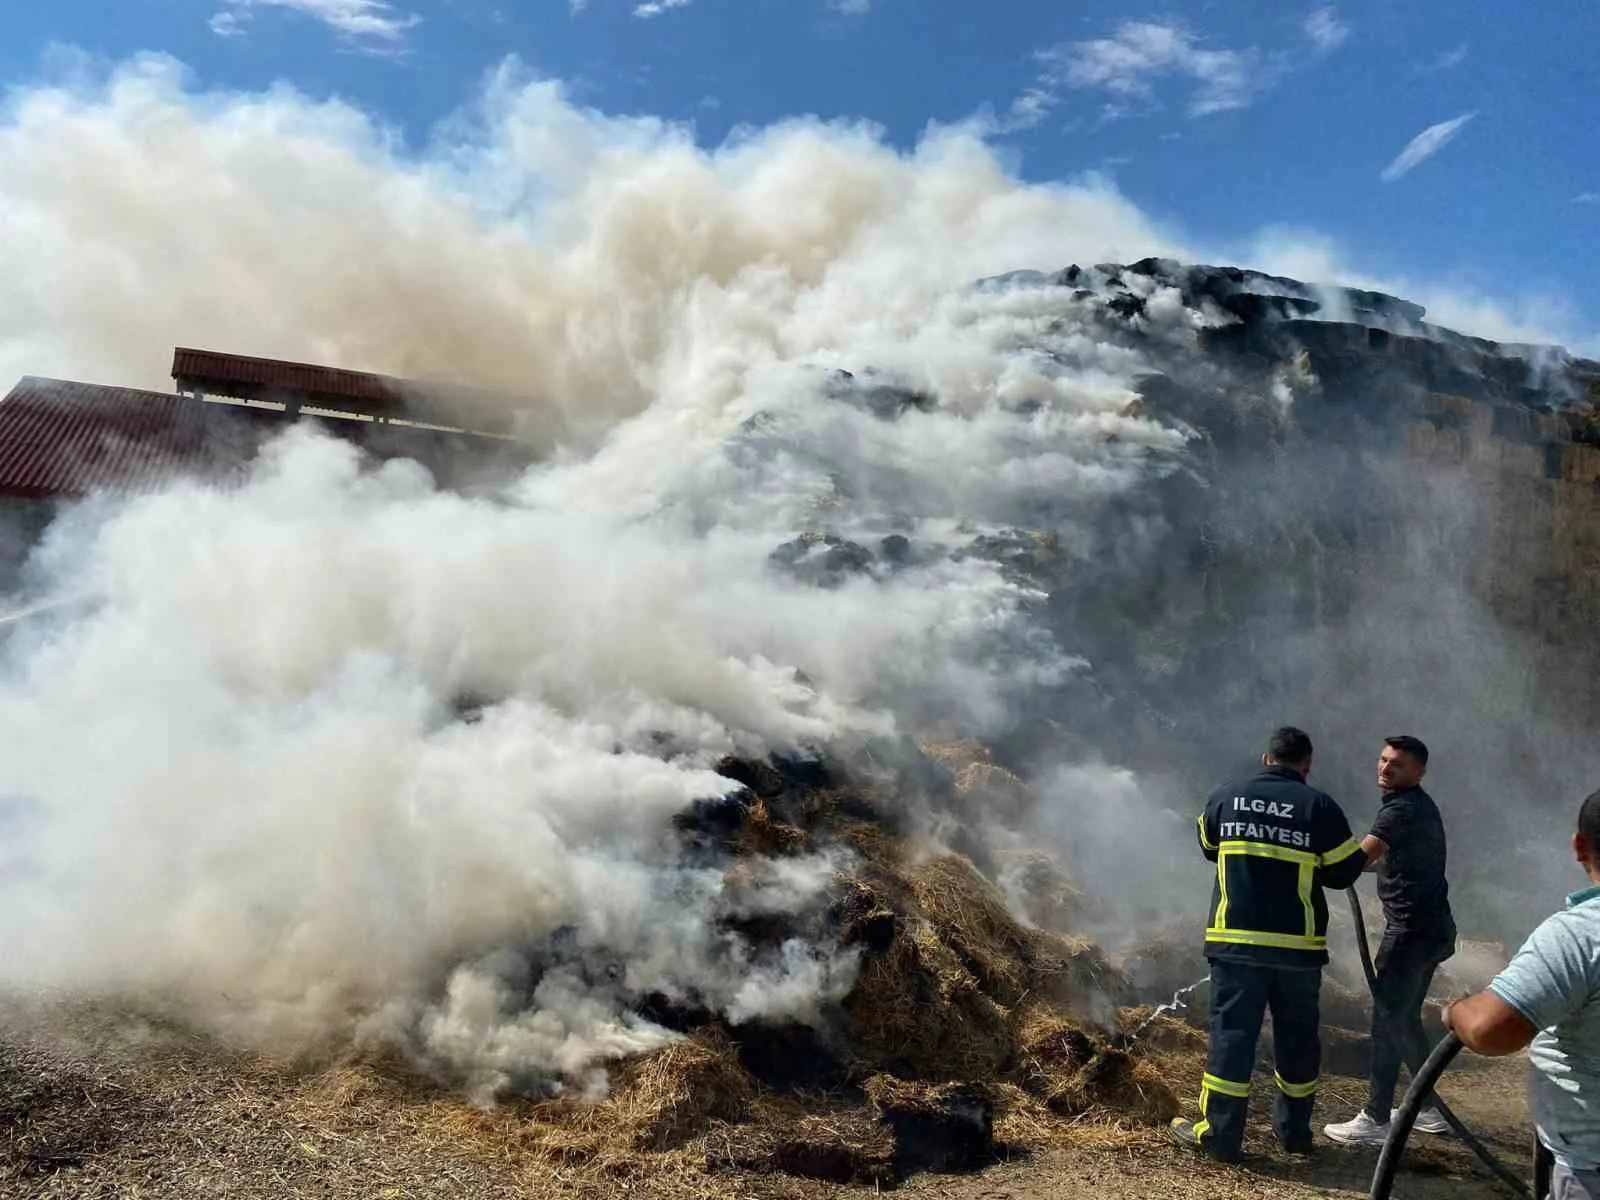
[1125,973,1211,1043]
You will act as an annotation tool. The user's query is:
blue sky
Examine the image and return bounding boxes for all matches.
[2,0,1597,344]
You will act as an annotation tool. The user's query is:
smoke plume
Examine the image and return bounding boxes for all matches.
[0,52,1595,1096]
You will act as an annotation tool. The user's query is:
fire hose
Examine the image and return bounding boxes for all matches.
[1347,888,1539,1199]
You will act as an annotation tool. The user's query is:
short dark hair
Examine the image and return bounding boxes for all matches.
[1580,790,1600,849]
[1268,726,1314,766]
[1383,735,1430,767]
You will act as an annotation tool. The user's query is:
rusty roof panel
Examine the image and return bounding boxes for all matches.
[0,377,537,502]
[172,347,403,408]
[0,377,285,500]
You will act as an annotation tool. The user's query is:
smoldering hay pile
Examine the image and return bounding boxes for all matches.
[0,54,1570,1191]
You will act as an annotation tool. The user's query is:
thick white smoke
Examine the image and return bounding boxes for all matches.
[0,51,1591,1094]
[0,54,1222,1094]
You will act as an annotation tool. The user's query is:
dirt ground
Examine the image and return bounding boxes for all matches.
[0,1001,1537,1200]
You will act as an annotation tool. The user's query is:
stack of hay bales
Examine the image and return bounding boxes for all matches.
[350,746,1191,1188]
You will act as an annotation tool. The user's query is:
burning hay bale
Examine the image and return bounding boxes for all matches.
[462,1031,754,1171]
[1014,1009,1179,1125]
[843,918,1015,1081]
[994,847,1085,933]
[906,854,1124,1014]
[920,738,1040,834]
[525,1032,751,1158]
[1030,1045,1179,1126]
[598,1033,754,1152]
[1113,1008,1206,1053]
[863,1075,1000,1173]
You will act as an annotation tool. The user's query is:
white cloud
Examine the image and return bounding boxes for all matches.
[210,0,418,47]
[1571,192,1599,205]
[1418,43,1468,73]
[1304,7,1349,54]
[1037,22,1265,119]
[1380,111,1476,182]
[633,0,690,14]
[998,88,1054,132]
[830,0,871,13]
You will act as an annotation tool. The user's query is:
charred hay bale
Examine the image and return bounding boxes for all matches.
[728,798,813,859]
[830,878,901,955]
[864,1075,999,1173]
[1035,1047,1180,1126]
[704,1109,896,1186]
[1015,1008,1097,1081]
[842,922,1014,1081]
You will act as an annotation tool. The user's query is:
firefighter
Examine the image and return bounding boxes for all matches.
[1170,726,1368,1163]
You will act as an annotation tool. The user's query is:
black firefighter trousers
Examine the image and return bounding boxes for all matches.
[1194,958,1321,1160]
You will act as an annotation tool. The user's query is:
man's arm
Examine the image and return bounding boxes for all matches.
[1454,911,1596,1056]
[1442,991,1537,1056]
[1313,796,1368,889]
[1360,833,1389,873]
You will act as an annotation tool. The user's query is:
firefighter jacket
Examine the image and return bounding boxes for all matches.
[1197,764,1368,968]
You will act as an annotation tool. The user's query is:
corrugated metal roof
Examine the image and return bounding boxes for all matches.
[172,347,403,409]
[0,377,285,500]
[0,376,538,501]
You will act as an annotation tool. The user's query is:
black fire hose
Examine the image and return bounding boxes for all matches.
[1369,1031,1466,1200]
[1347,889,1535,1198]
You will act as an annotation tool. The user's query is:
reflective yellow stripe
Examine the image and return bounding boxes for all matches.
[1205,927,1327,951]
[1202,1073,1252,1099]
[1321,837,1361,866]
[1191,1079,1220,1142]
[1274,1072,1318,1099]
[1298,860,1315,940]
[1218,840,1318,866]
[1197,813,1217,851]
[1214,854,1230,928]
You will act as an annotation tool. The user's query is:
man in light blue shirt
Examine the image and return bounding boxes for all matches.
[1444,788,1600,1199]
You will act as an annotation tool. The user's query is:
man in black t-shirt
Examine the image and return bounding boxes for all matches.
[1325,735,1457,1147]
